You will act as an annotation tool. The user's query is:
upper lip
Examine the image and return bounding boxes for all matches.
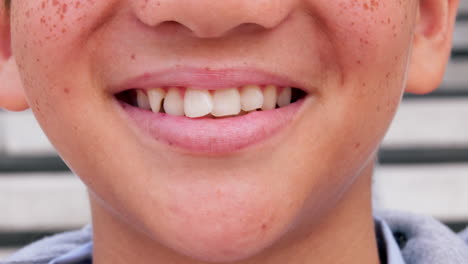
[112,67,310,94]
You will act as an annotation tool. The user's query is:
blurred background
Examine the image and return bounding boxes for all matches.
[1,3,468,259]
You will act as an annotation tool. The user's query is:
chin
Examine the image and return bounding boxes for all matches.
[131,179,297,263]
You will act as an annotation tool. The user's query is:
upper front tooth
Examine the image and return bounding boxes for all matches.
[164,87,184,116]
[212,88,241,117]
[148,88,166,113]
[240,85,263,112]
[262,85,278,110]
[136,90,151,110]
[277,87,292,107]
[184,88,213,118]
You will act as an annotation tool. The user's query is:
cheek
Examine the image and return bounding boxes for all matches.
[11,0,113,95]
[10,1,116,126]
[316,0,417,120]
[308,0,417,77]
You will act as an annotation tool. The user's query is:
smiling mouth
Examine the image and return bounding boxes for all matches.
[113,68,311,153]
[116,85,307,119]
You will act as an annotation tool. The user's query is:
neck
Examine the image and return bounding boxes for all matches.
[90,162,379,264]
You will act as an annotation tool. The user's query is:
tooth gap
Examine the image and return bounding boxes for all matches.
[291,88,307,103]
[160,98,166,113]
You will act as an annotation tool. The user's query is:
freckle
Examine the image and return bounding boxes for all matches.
[64,88,70,94]
[355,143,361,149]
[261,224,267,230]
[356,60,361,65]
[131,54,136,60]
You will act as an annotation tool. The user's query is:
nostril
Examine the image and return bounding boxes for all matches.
[233,23,270,34]
[154,20,194,35]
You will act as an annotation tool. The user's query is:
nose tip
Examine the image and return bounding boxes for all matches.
[132,0,294,38]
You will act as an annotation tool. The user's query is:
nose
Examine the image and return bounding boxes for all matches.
[131,0,296,38]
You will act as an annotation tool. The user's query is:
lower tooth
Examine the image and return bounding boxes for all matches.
[277,87,292,107]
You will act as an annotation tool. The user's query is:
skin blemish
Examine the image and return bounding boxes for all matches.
[131,53,136,60]
[261,224,267,231]
[64,88,70,94]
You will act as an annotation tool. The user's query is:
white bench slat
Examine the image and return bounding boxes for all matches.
[453,21,468,49]
[374,163,468,222]
[0,173,90,231]
[460,1,468,13]
[0,165,467,232]
[458,0,468,13]
[382,98,468,148]
[442,60,468,89]
[1,111,55,156]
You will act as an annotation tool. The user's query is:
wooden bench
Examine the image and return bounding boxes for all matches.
[1,2,467,257]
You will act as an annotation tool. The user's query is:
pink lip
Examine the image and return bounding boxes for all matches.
[121,101,304,154]
[115,68,309,154]
[114,67,307,92]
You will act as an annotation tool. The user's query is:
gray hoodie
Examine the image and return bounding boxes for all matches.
[2,210,468,264]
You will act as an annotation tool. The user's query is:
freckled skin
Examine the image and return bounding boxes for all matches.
[0,0,458,263]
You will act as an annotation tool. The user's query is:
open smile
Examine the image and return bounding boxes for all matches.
[114,68,311,154]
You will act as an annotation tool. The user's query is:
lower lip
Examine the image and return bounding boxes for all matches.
[120,100,304,154]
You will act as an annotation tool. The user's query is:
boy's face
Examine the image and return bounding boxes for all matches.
[0,0,457,262]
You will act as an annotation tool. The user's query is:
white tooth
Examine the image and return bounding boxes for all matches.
[136,90,151,110]
[163,87,184,116]
[240,85,263,112]
[262,85,278,110]
[147,88,166,113]
[277,87,292,107]
[184,88,213,118]
[212,88,241,117]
